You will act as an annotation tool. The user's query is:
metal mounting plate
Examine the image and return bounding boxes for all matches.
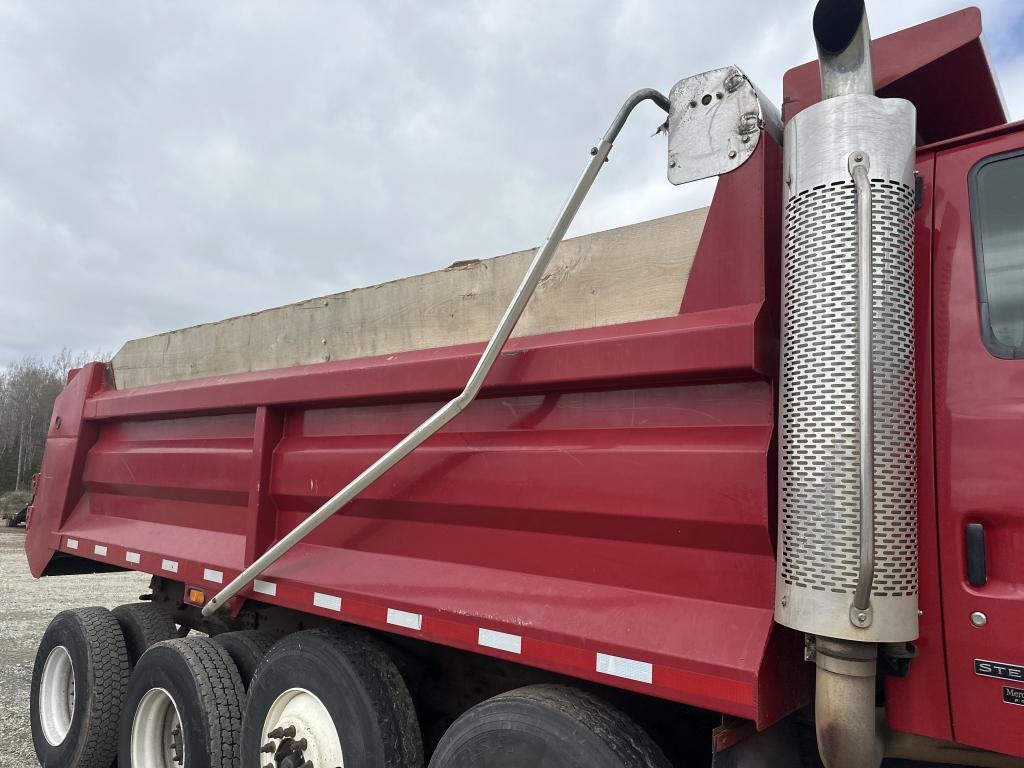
[667,66,781,185]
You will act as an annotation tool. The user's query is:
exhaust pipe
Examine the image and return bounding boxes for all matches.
[813,0,875,99]
[775,2,918,767]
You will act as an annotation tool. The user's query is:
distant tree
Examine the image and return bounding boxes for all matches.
[0,349,108,492]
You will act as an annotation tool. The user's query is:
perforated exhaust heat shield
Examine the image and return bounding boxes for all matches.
[775,94,919,643]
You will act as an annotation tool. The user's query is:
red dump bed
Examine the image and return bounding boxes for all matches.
[24,138,813,728]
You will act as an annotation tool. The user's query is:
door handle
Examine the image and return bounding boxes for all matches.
[966,523,987,587]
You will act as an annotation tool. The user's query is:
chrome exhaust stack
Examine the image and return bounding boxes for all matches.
[775,2,918,767]
[814,0,875,99]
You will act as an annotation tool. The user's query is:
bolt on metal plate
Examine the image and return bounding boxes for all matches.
[666,66,781,185]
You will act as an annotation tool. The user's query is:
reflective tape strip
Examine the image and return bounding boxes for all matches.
[66,538,78,550]
[596,653,653,684]
[478,628,521,654]
[161,559,179,573]
[313,592,341,612]
[125,551,141,564]
[253,579,276,597]
[93,544,108,556]
[203,568,223,584]
[386,609,422,631]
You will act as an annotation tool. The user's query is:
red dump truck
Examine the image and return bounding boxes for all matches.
[23,1,1024,766]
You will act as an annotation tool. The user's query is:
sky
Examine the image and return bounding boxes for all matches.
[0,0,1022,364]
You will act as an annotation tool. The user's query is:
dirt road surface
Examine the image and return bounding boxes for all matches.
[0,528,149,766]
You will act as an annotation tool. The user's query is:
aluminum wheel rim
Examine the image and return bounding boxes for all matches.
[39,645,75,746]
[262,687,344,767]
[131,687,185,768]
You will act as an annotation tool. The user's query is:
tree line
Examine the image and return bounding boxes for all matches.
[0,349,107,493]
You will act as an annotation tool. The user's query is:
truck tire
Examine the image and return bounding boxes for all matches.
[113,602,178,667]
[118,637,244,768]
[30,607,130,768]
[429,685,671,768]
[241,628,424,768]
[211,630,274,689]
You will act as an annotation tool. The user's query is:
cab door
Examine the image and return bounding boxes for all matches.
[933,127,1024,758]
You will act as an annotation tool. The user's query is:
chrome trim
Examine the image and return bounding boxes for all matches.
[849,151,874,627]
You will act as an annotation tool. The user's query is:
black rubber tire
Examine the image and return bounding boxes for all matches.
[241,628,424,767]
[30,607,130,768]
[211,630,274,690]
[429,685,671,768]
[112,602,178,667]
[117,637,245,768]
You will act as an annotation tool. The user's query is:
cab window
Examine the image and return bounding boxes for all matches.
[971,150,1024,357]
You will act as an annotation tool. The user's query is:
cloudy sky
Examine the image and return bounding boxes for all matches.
[1,0,1022,364]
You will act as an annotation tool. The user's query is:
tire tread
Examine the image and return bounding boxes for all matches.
[305,629,423,768]
[112,602,177,666]
[211,630,275,689]
[159,637,245,768]
[32,607,130,768]
[432,684,670,768]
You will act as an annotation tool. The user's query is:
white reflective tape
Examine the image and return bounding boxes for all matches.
[93,544,108,556]
[596,653,653,684]
[161,559,179,573]
[253,579,276,597]
[478,628,521,654]
[313,592,341,612]
[386,608,422,631]
[203,568,223,584]
[125,551,141,564]
[66,538,78,550]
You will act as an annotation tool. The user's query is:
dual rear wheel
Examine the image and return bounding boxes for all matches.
[33,608,670,768]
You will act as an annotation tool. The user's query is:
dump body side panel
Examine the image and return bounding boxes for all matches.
[26,138,806,728]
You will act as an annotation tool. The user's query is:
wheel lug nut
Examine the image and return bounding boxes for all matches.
[268,727,284,738]
[282,725,296,738]
[261,741,276,753]
[293,737,308,750]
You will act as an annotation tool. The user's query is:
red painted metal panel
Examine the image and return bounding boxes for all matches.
[85,307,767,420]
[25,134,809,728]
[883,154,954,743]
[933,125,1024,758]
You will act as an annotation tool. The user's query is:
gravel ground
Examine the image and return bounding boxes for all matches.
[0,528,150,766]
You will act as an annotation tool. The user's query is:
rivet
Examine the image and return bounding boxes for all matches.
[970,611,987,627]
[321,338,327,345]
[857,612,867,623]
[728,150,737,159]
[668,159,676,168]
[742,135,750,143]
[781,595,787,607]
[854,154,864,162]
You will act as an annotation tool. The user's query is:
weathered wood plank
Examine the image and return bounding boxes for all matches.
[111,208,708,389]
